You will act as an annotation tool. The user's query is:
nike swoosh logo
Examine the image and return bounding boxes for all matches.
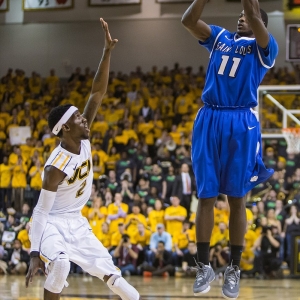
[248,126,256,130]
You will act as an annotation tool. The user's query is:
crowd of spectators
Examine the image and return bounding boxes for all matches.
[0,65,300,279]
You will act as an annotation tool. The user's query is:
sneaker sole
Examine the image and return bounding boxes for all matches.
[193,276,215,296]
[221,290,239,299]
[194,285,211,295]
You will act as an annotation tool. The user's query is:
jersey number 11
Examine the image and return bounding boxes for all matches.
[218,55,241,78]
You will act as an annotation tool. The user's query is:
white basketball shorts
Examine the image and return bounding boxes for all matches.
[37,213,121,280]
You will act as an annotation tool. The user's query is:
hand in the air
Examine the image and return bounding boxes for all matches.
[100,18,118,50]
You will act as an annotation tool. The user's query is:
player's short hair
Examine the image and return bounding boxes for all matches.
[48,104,73,137]
[260,9,268,28]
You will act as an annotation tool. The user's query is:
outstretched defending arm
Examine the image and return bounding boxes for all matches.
[181,0,211,42]
[26,166,66,287]
[241,0,269,48]
[83,18,118,129]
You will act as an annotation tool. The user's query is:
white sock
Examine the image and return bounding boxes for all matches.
[107,274,140,300]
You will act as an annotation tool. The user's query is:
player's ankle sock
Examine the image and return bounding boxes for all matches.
[196,242,210,265]
[230,245,243,267]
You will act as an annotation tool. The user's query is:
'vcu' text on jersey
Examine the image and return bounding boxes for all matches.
[67,159,91,185]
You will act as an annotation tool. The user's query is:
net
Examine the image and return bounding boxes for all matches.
[282,128,300,154]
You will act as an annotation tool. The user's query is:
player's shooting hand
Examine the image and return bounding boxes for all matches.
[100,18,118,51]
[25,257,45,288]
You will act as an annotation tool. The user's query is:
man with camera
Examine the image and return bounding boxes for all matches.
[253,225,281,278]
[113,234,139,276]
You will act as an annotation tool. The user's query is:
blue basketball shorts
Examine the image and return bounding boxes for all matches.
[191,105,274,198]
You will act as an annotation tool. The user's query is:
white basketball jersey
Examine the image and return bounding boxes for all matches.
[43,140,93,215]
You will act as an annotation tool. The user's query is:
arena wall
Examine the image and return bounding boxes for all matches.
[0,0,287,76]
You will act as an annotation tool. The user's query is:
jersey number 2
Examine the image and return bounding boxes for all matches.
[218,55,241,78]
[76,180,86,198]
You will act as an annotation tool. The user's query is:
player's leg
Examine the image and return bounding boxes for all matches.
[38,223,70,300]
[191,107,220,295]
[228,196,247,266]
[218,109,271,299]
[193,197,216,295]
[220,196,246,299]
[67,217,140,300]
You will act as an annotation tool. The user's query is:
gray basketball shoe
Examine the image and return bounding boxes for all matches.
[192,261,215,295]
[222,264,240,299]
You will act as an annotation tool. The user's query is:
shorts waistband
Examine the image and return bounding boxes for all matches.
[204,103,250,111]
[48,212,82,220]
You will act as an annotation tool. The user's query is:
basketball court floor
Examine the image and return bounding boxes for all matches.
[1,275,300,300]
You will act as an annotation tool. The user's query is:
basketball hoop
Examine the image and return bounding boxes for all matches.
[282,128,300,154]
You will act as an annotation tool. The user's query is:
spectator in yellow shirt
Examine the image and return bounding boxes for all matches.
[88,196,107,236]
[164,196,187,237]
[174,89,193,123]
[17,222,31,252]
[28,72,42,95]
[46,69,59,92]
[110,223,127,255]
[123,120,138,142]
[91,114,108,137]
[172,220,195,266]
[29,159,43,207]
[11,156,27,212]
[96,222,111,250]
[20,137,33,163]
[0,156,13,210]
[125,203,147,238]
[210,222,229,248]
[130,92,144,118]
[148,199,165,232]
[8,145,21,167]
[92,153,102,185]
[114,126,129,153]
[132,222,151,248]
[107,193,128,234]
[106,146,120,172]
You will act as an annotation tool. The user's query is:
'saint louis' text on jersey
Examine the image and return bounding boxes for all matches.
[215,42,252,56]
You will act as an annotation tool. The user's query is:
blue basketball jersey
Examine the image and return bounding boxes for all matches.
[199,25,278,108]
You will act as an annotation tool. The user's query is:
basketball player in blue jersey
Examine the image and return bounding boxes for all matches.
[182,0,278,299]
[25,19,140,300]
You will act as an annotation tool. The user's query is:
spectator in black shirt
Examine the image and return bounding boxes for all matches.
[182,241,197,277]
[283,205,300,264]
[254,225,281,278]
[142,241,175,277]
[117,179,134,206]
[15,203,31,226]
[104,170,120,196]
[116,152,133,181]
[139,99,153,123]
[149,164,164,196]
[113,234,139,276]
[162,165,176,205]
[6,239,29,275]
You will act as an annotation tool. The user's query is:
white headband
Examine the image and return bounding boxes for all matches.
[52,106,78,135]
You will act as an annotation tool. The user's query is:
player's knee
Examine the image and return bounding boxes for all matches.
[107,274,139,300]
[44,252,70,294]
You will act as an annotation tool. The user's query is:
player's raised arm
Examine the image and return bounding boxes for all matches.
[241,0,269,48]
[181,0,211,42]
[26,166,66,287]
[83,18,118,128]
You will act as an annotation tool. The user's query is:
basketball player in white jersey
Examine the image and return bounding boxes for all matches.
[25,19,140,300]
